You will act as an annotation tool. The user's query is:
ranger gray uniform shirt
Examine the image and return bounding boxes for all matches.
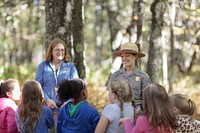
[107,68,151,107]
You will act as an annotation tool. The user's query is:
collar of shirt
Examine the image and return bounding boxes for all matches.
[119,67,140,76]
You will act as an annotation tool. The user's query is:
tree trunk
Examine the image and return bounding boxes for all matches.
[167,0,176,93]
[161,33,168,87]
[45,0,85,78]
[147,0,166,84]
[71,0,85,79]
[127,0,144,68]
[105,0,121,84]
[106,0,120,52]
[45,0,70,51]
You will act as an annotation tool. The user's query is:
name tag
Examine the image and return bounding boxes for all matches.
[55,87,58,94]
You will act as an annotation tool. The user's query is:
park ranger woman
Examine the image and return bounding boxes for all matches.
[107,42,151,112]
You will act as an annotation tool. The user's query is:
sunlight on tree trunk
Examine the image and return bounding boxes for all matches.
[72,0,85,79]
[167,0,176,93]
[147,0,166,84]
[161,31,168,88]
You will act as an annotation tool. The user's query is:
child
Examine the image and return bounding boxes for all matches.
[120,84,177,133]
[170,94,200,132]
[95,79,134,133]
[56,78,100,133]
[16,80,54,133]
[0,79,21,133]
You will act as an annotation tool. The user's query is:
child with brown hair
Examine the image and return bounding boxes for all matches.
[16,80,54,133]
[120,84,177,133]
[0,79,21,133]
[170,94,200,133]
[56,78,100,133]
[95,79,134,133]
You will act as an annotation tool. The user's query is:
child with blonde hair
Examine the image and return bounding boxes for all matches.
[0,79,21,133]
[95,79,134,133]
[16,80,54,133]
[119,84,177,133]
[170,94,200,133]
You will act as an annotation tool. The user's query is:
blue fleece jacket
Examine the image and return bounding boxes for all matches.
[57,101,100,133]
[35,61,79,105]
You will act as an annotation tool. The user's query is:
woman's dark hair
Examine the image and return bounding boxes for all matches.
[57,78,86,103]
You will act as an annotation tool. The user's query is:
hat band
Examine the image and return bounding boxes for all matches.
[121,49,137,52]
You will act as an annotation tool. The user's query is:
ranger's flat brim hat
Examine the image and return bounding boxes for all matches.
[113,42,145,58]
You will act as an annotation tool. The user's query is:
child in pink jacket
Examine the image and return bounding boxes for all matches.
[0,79,21,133]
[119,84,177,133]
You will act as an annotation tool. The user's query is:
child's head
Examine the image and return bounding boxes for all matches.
[110,79,133,103]
[170,94,196,118]
[20,80,44,105]
[0,79,21,101]
[57,78,87,103]
[110,79,133,118]
[143,84,176,129]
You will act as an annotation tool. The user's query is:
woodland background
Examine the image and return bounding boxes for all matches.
[0,0,199,118]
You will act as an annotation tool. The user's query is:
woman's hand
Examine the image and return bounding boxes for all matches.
[46,99,58,109]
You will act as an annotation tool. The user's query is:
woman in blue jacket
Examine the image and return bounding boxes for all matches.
[35,38,79,132]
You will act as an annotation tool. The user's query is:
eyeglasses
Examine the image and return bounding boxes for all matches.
[53,49,65,52]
